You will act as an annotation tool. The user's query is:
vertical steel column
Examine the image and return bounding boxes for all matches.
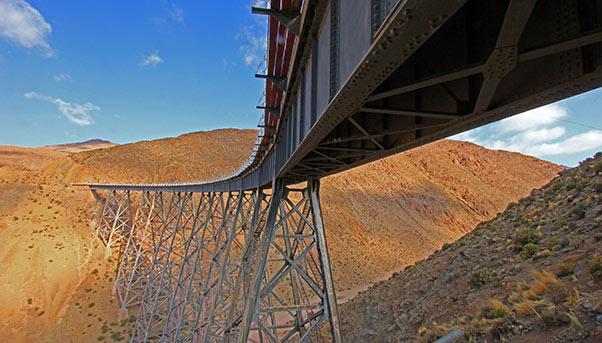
[190,191,236,342]
[236,179,340,342]
[113,191,157,315]
[171,192,217,341]
[238,179,284,342]
[160,192,208,341]
[201,191,247,341]
[309,179,341,342]
[130,192,183,341]
[142,192,195,341]
[96,190,132,258]
[223,189,267,341]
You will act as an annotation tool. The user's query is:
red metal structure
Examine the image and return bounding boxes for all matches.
[255,0,302,165]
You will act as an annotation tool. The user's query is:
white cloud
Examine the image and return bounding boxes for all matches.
[140,51,163,67]
[452,103,602,162]
[496,103,568,133]
[238,25,266,67]
[24,91,99,126]
[253,0,270,7]
[53,73,71,81]
[168,4,183,23]
[526,130,602,156]
[489,126,567,151]
[0,0,53,56]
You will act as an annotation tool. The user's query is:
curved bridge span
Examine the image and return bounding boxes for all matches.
[81,0,602,341]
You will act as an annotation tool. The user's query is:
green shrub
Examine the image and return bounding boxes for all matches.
[521,243,540,258]
[514,228,538,245]
[571,205,586,219]
[469,270,492,289]
[547,235,561,250]
[594,160,602,173]
[555,263,574,277]
[589,256,602,282]
[574,179,591,191]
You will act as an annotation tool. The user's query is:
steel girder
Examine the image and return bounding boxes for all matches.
[92,180,340,342]
[96,190,133,259]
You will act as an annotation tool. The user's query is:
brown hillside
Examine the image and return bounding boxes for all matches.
[0,129,561,341]
[47,139,116,153]
[67,129,257,183]
[340,154,602,342]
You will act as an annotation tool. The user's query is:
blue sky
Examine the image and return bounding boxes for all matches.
[0,0,600,166]
[0,0,268,145]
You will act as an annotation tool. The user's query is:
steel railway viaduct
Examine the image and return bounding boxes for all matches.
[79,0,602,341]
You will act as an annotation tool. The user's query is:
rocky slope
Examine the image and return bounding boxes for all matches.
[340,154,602,342]
[0,129,562,341]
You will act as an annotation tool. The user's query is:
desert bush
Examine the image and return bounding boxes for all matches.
[521,243,539,258]
[589,256,602,282]
[469,270,492,289]
[555,263,574,277]
[594,160,602,173]
[514,228,538,246]
[541,305,570,327]
[481,299,511,320]
[546,235,561,250]
[565,177,591,191]
[570,204,586,219]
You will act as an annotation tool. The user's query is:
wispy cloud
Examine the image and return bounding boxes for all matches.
[53,73,71,82]
[525,130,602,156]
[253,0,270,7]
[495,104,568,133]
[237,25,266,67]
[0,0,54,57]
[140,51,163,67]
[168,3,184,23]
[153,2,184,26]
[452,103,602,159]
[24,91,99,126]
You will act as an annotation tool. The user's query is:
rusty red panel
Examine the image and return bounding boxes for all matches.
[255,0,302,158]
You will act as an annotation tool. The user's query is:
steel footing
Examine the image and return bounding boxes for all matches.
[93,179,340,342]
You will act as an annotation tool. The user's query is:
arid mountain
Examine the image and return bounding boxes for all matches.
[66,129,257,184]
[0,128,561,341]
[47,139,115,153]
[341,154,602,342]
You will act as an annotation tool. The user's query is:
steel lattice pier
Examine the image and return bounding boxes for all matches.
[94,179,340,342]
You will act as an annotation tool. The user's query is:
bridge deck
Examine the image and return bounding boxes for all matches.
[79,0,602,193]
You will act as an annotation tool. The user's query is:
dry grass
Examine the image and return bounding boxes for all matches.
[589,255,602,282]
[481,299,511,319]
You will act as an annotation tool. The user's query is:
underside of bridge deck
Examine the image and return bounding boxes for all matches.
[287,0,602,181]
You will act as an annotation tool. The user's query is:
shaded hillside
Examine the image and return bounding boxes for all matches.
[340,154,602,342]
[0,129,561,341]
[322,140,562,292]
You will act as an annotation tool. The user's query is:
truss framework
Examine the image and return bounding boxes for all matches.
[93,179,340,342]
